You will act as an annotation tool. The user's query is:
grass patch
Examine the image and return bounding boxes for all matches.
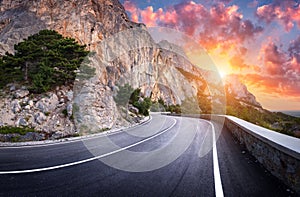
[0,126,36,135]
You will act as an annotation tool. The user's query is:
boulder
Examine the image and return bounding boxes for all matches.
[67,103,73,117]
[11,100,21,113]
[66,91,73,101]
[9,85,16,92]
[48,93,59,111]
[14,89,29,98]
[17,118,28,126]
[28,100,34,107]
[34,112,47,125]
[35,101,48,113]
[59,98,65,104]
[129,105,139,114]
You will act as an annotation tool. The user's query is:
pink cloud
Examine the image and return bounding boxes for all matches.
[124,1,139,22]
[124,1,263,53]
[289,36,300,62]
[244,37,300,98]
[259,40,287,75]
[256,1,300,32]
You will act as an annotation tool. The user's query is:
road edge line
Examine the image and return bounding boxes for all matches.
[0,118,177,174]
[202,120,224,197]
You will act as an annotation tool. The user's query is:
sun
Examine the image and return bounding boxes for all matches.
[218,70,227,79]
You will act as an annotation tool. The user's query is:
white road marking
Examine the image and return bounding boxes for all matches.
[202,120,224,197]
[0,119,177,175]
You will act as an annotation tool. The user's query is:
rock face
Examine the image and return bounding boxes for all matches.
[225,75,262,108]
[0,0,225,136]
[0,0,136,55]
[0,84,76,139]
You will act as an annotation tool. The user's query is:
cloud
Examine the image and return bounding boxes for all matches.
[259,40,287,75]
[256,0,300,32]
[229,46,261,72]
[244,73,300,98]
[243,37,300,98]
[288,36,300,74]
[229,55,261,72]
[123,1,139,22]
[124,1,263,53]
[216,0,233,3]
[289,35,300,64]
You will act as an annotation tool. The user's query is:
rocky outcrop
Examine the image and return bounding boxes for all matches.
[0,0,137,55]
[0,84,76,140]
[225,75,262,108]
[0,0,225,136]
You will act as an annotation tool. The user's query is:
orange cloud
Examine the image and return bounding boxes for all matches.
[244,73,300,98]
[229,55,260,72]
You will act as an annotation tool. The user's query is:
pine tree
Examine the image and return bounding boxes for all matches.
[0,29,90,93]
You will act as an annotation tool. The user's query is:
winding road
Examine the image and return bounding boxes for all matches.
[0,114,294,196]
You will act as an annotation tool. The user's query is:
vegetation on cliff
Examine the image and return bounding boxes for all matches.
[226,95,300,137]
[0,30,91,141]
[114,83,152,116]
[0,29,89,93]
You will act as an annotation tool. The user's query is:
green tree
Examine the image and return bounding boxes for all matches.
[133,97,152,116]
[0,29,89,93]
[114,84,152,116]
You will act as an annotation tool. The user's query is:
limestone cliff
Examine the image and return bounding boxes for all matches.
[225,75,262,108]
[0,0,224,136]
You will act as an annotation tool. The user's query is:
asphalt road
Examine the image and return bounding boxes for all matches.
[0,114,296,196]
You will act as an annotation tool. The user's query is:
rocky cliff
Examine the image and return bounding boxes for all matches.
[0,0,215,137]
[0,0,261,139]
[225,75,262,108]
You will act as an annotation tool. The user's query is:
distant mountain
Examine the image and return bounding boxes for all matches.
[224,75,300,137]
[225,75,262,108]
[281,111,300,118]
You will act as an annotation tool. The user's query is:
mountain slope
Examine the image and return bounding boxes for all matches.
[0,0,298,140]
[0,0,218,137]
[225,75,300,137]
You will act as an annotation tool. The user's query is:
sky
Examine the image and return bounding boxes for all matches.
[120,0,300,111]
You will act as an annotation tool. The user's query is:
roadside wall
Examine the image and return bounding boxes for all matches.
[223,117,300,194]
[166,113,300,193]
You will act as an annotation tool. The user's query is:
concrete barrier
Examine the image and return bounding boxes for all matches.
[224,116,300,193]
[166,113,300,193]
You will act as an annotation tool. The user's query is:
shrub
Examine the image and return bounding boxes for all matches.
[0,126,36,135]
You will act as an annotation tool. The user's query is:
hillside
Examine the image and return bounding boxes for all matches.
[225,75,300,137]
[0,0,298,141]
[0,0,222,141]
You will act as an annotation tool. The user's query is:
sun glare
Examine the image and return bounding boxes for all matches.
[219,70,226,79]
